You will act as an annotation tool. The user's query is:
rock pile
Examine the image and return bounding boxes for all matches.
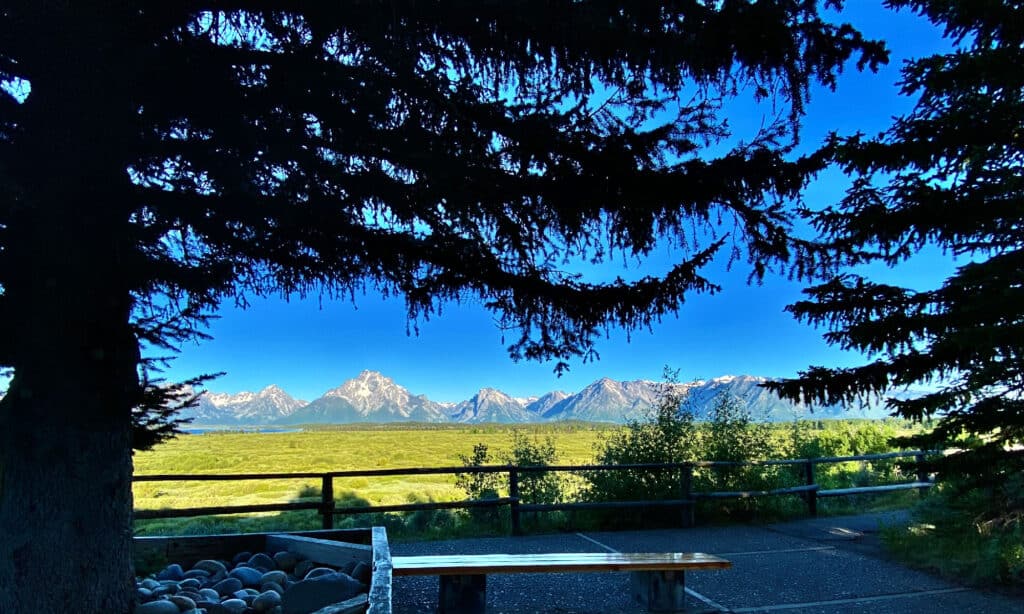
[135,548,370,614]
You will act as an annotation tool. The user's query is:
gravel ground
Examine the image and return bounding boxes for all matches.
[387,512,1024,613]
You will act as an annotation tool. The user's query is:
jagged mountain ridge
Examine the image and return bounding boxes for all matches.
[283,370,448,424]
[527,390,570,416]
[176,384,305,425]
[450,388,538,423]
[183,370,890,425]
[207,384,306,420]
[542,377,662,422]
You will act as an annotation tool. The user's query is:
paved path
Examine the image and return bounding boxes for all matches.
[390,512,1022,613]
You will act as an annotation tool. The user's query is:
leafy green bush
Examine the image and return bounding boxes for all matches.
[700,393,774,489]
[455,431,564,531]
[581,370,698,527]
[454,442,504,527]
[696,393,791,519]
[505,430,562,506]
[454,443,502,501]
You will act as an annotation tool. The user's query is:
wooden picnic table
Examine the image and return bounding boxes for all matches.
[392,551,732,613]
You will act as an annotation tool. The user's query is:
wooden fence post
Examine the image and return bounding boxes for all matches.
[508,467,521,536]
[804,460,817,517]
[915,452,930,497]
[321,474,335,530]
[679,464,694,528]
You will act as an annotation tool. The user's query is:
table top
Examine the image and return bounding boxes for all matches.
[391,551,732,576]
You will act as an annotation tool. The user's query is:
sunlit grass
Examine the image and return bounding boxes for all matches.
[882,482,1024,587]
[132,420,927,537]
[133,425,606,517]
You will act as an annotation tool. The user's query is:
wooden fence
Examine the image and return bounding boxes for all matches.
[133,450,935,534]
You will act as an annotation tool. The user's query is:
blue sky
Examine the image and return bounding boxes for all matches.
[162,2,955,403]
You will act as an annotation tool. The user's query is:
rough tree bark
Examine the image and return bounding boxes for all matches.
[0,160,140,613]
[0,6,141,611]
[0,359,137,613]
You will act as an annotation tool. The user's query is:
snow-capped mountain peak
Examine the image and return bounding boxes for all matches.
[285,371,448,423]
[176,383,304,424]
[450,387,534,423]
[182,371,891,427]
[322,370,413,414]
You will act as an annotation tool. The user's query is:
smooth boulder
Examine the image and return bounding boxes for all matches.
[133,600,180,614]
[273,550,299,572]
[260,570,288,587]
[228,565,263,588]
[248,552,276,571]
[252,589,283,612]
[282,572,364,614]
[156,564,184,582]
[192,560,228,577]
[211,577,243,597]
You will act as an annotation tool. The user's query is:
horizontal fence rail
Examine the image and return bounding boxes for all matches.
[133,451,938,533]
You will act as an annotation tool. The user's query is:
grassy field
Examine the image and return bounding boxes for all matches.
[132,420,923,536]
[133,423,609,527]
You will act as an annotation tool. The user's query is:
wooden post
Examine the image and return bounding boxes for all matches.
[804,460,817,517]
[508,467,521,536]
[321,475,335,530]
[679,464,694,528]
[915,452,930,497]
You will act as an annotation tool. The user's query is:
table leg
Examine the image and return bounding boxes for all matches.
[439,574,486,614]
[632,569,686,612]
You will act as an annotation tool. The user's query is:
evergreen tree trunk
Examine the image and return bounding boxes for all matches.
[0,368,136,613]
[0,5,141,603]
[0,174,140,612]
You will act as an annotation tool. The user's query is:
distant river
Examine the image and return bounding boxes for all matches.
[181,427,302,435]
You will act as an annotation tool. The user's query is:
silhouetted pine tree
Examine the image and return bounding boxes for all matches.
[766,1,1024,506]
[0,3,884,611]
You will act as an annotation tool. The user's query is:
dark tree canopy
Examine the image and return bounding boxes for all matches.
[767,0,1024,496]
[1,1,884,374]
[0,2,884,612]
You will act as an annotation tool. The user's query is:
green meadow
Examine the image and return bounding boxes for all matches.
[132,423,609,528]
[132,420,924,538]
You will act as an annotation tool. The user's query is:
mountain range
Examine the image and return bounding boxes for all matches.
[177,370,892,426]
